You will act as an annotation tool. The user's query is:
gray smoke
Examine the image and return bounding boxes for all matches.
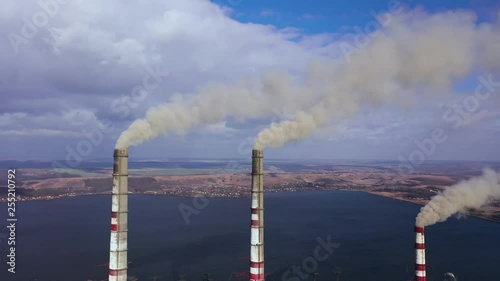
[116,9,500,149]
[115,70,326,148]
[254,10,500,148]
[416,169,500,227]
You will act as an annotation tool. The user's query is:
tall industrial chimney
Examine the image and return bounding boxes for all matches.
[415,226,426,281]
[109,148,129,281]
[250,149,264,281]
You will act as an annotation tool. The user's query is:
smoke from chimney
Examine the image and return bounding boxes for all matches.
[115,72,323,148]
[254,11,500,149]
[416,169,500,227]
[115,10,500,150]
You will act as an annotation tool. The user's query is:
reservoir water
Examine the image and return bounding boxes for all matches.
[0,191,499,281]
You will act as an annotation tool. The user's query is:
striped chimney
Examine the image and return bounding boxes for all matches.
[415,226,426,281]
[250,149,264,281]
[109,148,129,281]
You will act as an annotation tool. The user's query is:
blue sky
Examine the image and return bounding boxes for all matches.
[217,0,500,32]
[0,0,499,162]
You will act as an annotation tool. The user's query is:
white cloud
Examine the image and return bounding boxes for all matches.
[0,129,81,137]
[0,0,329,115]
[0,0,499,160]
[0,0,336,152]
[0,112,27,126]
[0,109,107,138]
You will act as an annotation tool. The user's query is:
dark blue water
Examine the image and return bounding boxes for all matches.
[0,191,499,281]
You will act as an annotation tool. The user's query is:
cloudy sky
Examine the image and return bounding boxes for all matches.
[1,0,499,162]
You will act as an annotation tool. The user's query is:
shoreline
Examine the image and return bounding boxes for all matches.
[3,189,499,224]
[364,190,500,224]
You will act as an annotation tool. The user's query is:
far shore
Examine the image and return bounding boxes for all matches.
[3,189,499,224]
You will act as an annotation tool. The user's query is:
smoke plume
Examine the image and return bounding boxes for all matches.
[254,10,500,148]
[115,70,327,148]
[416,169,500,227]
[116,9,500,149]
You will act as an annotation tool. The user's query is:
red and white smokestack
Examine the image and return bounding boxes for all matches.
[250,149,264,281]
[109,148,129,281]
[415,226,426,281]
